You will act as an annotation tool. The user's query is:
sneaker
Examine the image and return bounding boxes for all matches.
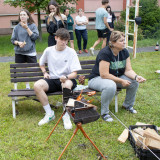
[122,106,137,114]
[102,114,113,122]
[79,50,82,54]
[89,47,94,56]
[62,112,72,129]
[83,49,88,53]
[38,110,55,126]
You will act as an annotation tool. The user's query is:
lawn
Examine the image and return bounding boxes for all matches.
[0,30,159,57]
[0,51,160,160]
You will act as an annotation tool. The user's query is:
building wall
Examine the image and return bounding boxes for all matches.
[0,0,160,34]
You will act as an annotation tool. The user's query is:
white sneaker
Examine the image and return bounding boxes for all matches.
[62,112,72,130]
[38,110,55,126]
[89,47,94,56]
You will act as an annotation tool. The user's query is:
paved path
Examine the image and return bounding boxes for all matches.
[0,46,156,63]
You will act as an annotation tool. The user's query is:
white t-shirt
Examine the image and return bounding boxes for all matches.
[39,46,82,79]
[107,13,112,23]
[75,15,87,30]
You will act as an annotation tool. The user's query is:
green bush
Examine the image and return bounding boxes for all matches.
[119,0,160,38]
[114,20,125,32]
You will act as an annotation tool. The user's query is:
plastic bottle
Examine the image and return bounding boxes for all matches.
[155,42,159,51]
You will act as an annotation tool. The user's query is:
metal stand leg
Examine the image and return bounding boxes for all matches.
[58,125,79,160]
[45,110,66,142]
[115,91,118,113]
[58,122,107,160]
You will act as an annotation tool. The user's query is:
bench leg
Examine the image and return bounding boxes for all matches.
[12,99,16,118]
[115,92,118,113]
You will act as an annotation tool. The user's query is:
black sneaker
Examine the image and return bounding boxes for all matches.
[122,106,137,114]
[102,114,113,122]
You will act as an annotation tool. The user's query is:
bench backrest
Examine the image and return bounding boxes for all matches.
[10,60,96,83]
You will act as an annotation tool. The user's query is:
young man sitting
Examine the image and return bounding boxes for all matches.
[34,28,81,129]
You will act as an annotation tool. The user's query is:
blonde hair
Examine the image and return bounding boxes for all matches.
[78,8,83,13]
[109,31,125,48]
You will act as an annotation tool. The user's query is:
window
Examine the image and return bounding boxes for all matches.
[11,20,19,28]
[88,17,96,25]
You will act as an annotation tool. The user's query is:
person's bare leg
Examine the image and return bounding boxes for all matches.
[90,38,103,55]
[34,79,55,126]
[34,79,49,106]
[92,38,103,48]
[102,38,107,49]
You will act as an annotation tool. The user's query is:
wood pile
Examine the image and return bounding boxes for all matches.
[118,122,160,150]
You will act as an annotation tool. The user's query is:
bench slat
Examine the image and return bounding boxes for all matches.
[80,60,95,65]
[11,77,44,83]
[10,68,45,73]
[8,88,95,97]
[11,72,44,78]
[10,63,40,68]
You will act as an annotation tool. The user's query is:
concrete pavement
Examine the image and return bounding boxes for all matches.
[0,46,156,63]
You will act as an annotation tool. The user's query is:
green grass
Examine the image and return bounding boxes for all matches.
[0,30,159,57]
[0,51,160,159]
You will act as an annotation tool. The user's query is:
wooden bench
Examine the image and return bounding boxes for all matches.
[8,60,121,118]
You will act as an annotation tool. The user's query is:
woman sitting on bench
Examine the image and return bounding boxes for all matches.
[88,31,146,122]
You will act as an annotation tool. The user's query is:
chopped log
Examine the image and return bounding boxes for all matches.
[133,128,144,136]
[143,128,160,142]
[131,131,145,148]
[135,122,151,125]
[145,138,160,150]
[136,122,160,132]
[118,129,128,143]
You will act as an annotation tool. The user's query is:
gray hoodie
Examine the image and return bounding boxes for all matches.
[11,23,39,54]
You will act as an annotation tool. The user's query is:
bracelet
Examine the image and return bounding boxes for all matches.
[135,75,138,80]
[26,27,29,29]
[43,71,47,74]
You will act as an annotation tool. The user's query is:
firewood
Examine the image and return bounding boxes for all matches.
[145,138,160,150]
[131,131,145,148]
[133,128,144,136]
[118,129,128,143]
[143,128,160,142]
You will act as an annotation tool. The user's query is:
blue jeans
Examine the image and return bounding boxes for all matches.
[88,75,139,115]
[75,29,88,50]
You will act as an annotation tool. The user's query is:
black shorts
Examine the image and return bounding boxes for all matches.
[15,54,37,63]
[69,32,74,40]
[44,78,77,93]
[97,29,107,38]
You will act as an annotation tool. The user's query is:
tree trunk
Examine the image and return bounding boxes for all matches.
[37,9,42,42]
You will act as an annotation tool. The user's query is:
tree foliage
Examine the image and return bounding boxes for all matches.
[4,0,78,41]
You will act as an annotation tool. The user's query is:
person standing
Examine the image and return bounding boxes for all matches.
[106,5,116,45]
[11,9,39,89]
[34,28,81,129]
[64,8,74,49]
[89,0,113,55]
[75,8,88,54]
[88,31,146,122]
[46,1,67,47]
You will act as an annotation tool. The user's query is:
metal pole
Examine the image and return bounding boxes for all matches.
[133,0,139,58]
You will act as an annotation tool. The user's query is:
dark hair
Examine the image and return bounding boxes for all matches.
[102,0,109,5]
[63,8,69,14]
[55,28,70,40]
[109,31,125,48]
[47,0,60,15]
[47,1,65,25]
[106,5,113,14]
[18,9,35,24]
